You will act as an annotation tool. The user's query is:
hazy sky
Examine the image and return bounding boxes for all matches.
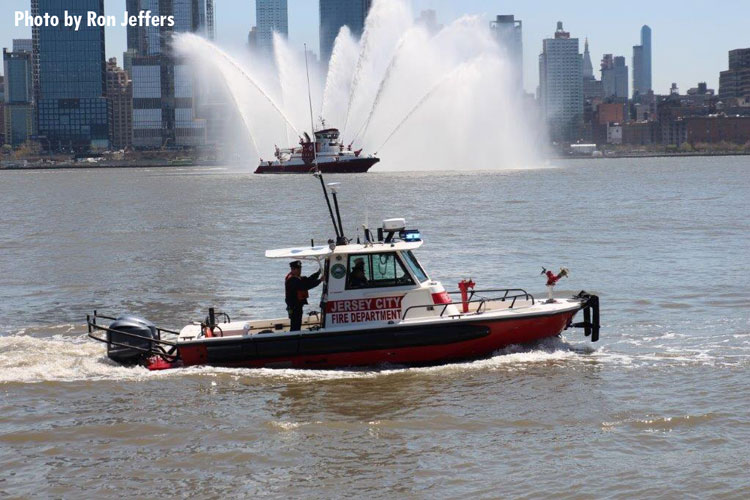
[2,0,748,94]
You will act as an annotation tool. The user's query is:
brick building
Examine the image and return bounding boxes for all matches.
[622,121,657,145]
[595,102,627,125]
[685,116,750,144]
[106,58,132,150]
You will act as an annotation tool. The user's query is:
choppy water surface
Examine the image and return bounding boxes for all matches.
[1,157,749,498]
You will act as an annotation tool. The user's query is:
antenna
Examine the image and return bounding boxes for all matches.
[328,182,346,240]
[305,44,339,242]
[304,43,318,169]
[314,171,341,241]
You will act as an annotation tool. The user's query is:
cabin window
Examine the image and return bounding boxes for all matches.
[346,253,415,289]
[402,250,429,282]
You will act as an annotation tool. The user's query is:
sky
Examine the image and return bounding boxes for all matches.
[2,0,748,94]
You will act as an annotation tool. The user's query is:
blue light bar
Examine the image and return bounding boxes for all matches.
[400,229,422,242]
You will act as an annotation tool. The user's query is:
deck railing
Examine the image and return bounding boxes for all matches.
[401,289,534,321]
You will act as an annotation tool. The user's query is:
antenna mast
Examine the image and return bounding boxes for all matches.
[305,44,343,243]
[304,44,318,169]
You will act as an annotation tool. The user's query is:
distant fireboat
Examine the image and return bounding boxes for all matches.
[254,123,379,174]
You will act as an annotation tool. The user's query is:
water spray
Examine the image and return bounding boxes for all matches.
[174,1,540,172]
[215,72,261,156]
[321,26,354,122]
[374,58,481,154]
[348,30,413,146]
[341,5,378,137]
[175,33,301,137]
[307,44,343,243]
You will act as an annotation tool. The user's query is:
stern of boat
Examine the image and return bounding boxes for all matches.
[568,291,601,342]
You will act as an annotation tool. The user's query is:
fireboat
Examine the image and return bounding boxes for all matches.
[254,126,379,174]
[87,173,600,370]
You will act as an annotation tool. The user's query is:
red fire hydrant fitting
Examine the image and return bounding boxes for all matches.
[458,279,476,313]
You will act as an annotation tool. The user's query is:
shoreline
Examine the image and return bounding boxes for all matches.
[555,151,750,160]
[1,151,749,170]
[0,161,220,171]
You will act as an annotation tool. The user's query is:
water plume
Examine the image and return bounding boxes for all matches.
[341,0,412,137]
[321,26,359,128]
[373,55,488,154]
[172,0,544,170]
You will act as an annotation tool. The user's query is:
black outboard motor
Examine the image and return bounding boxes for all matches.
[107,315,158,365]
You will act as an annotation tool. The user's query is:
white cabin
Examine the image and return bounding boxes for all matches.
[266,235,459,330]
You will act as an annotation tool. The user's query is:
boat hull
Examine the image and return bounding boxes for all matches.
[175,309,578,369]
[254,157,379,174]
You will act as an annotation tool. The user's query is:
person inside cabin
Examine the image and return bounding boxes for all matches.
[285,260,321,331]
[349,258,369,288]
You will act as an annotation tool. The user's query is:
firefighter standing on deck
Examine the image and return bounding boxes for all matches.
[285,260,322,331]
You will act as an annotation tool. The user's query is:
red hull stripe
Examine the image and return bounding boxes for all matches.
[254,158,380,174]
[177,311,577,369]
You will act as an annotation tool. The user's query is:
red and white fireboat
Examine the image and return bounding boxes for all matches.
[87,175,599,370]
[254,127,379,174]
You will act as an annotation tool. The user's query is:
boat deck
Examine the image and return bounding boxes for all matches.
[176,297,583,342]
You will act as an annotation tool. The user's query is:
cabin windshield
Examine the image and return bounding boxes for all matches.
[316,131,340,141]
[402,250,429,282]
[346,252,414,289]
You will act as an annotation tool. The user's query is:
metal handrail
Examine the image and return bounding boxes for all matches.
[89,310,181,336]
[88,311,180,340]
[401,290,535,321]
[446,288,534,303]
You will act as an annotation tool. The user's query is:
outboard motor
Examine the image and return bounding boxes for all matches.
[107,315,158,365]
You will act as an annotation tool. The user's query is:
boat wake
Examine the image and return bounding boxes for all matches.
[1,330,591,384]
[3,321,748,384]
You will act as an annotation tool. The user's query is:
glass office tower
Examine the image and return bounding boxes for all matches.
[256,0,288,55]
[32,0,109,150]
[632,25,652,98]
[319,0,371,65]
[3,49,35,146]
[131,0,207,148]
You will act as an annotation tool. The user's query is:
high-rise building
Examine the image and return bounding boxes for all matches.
[12,39,33,54]
[106,58,133,150]
[13,39,35,115]
[33,0,108,150]
[581,39,604,142]
[632,25,652,98]
[538,22,583,142]
[582,38,603,100]
[3,49,35,146]
[601,54,628,100]
[319,0,372,65]
[131,0,207,149]
[582,38,593,79]
[11,40,36,113]
[123,48,138,78]
[719,48,750,100]
[248,26,258,49]
[124,0,143,76]
[490,15,523,90]
[126,0,143,53]
[206,0,215,40]
[256,0,288,54]
[0,76,5,145]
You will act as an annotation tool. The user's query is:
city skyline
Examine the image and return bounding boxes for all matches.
[1,0,749,94]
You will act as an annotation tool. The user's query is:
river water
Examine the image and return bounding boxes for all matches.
[1,156,749,498]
